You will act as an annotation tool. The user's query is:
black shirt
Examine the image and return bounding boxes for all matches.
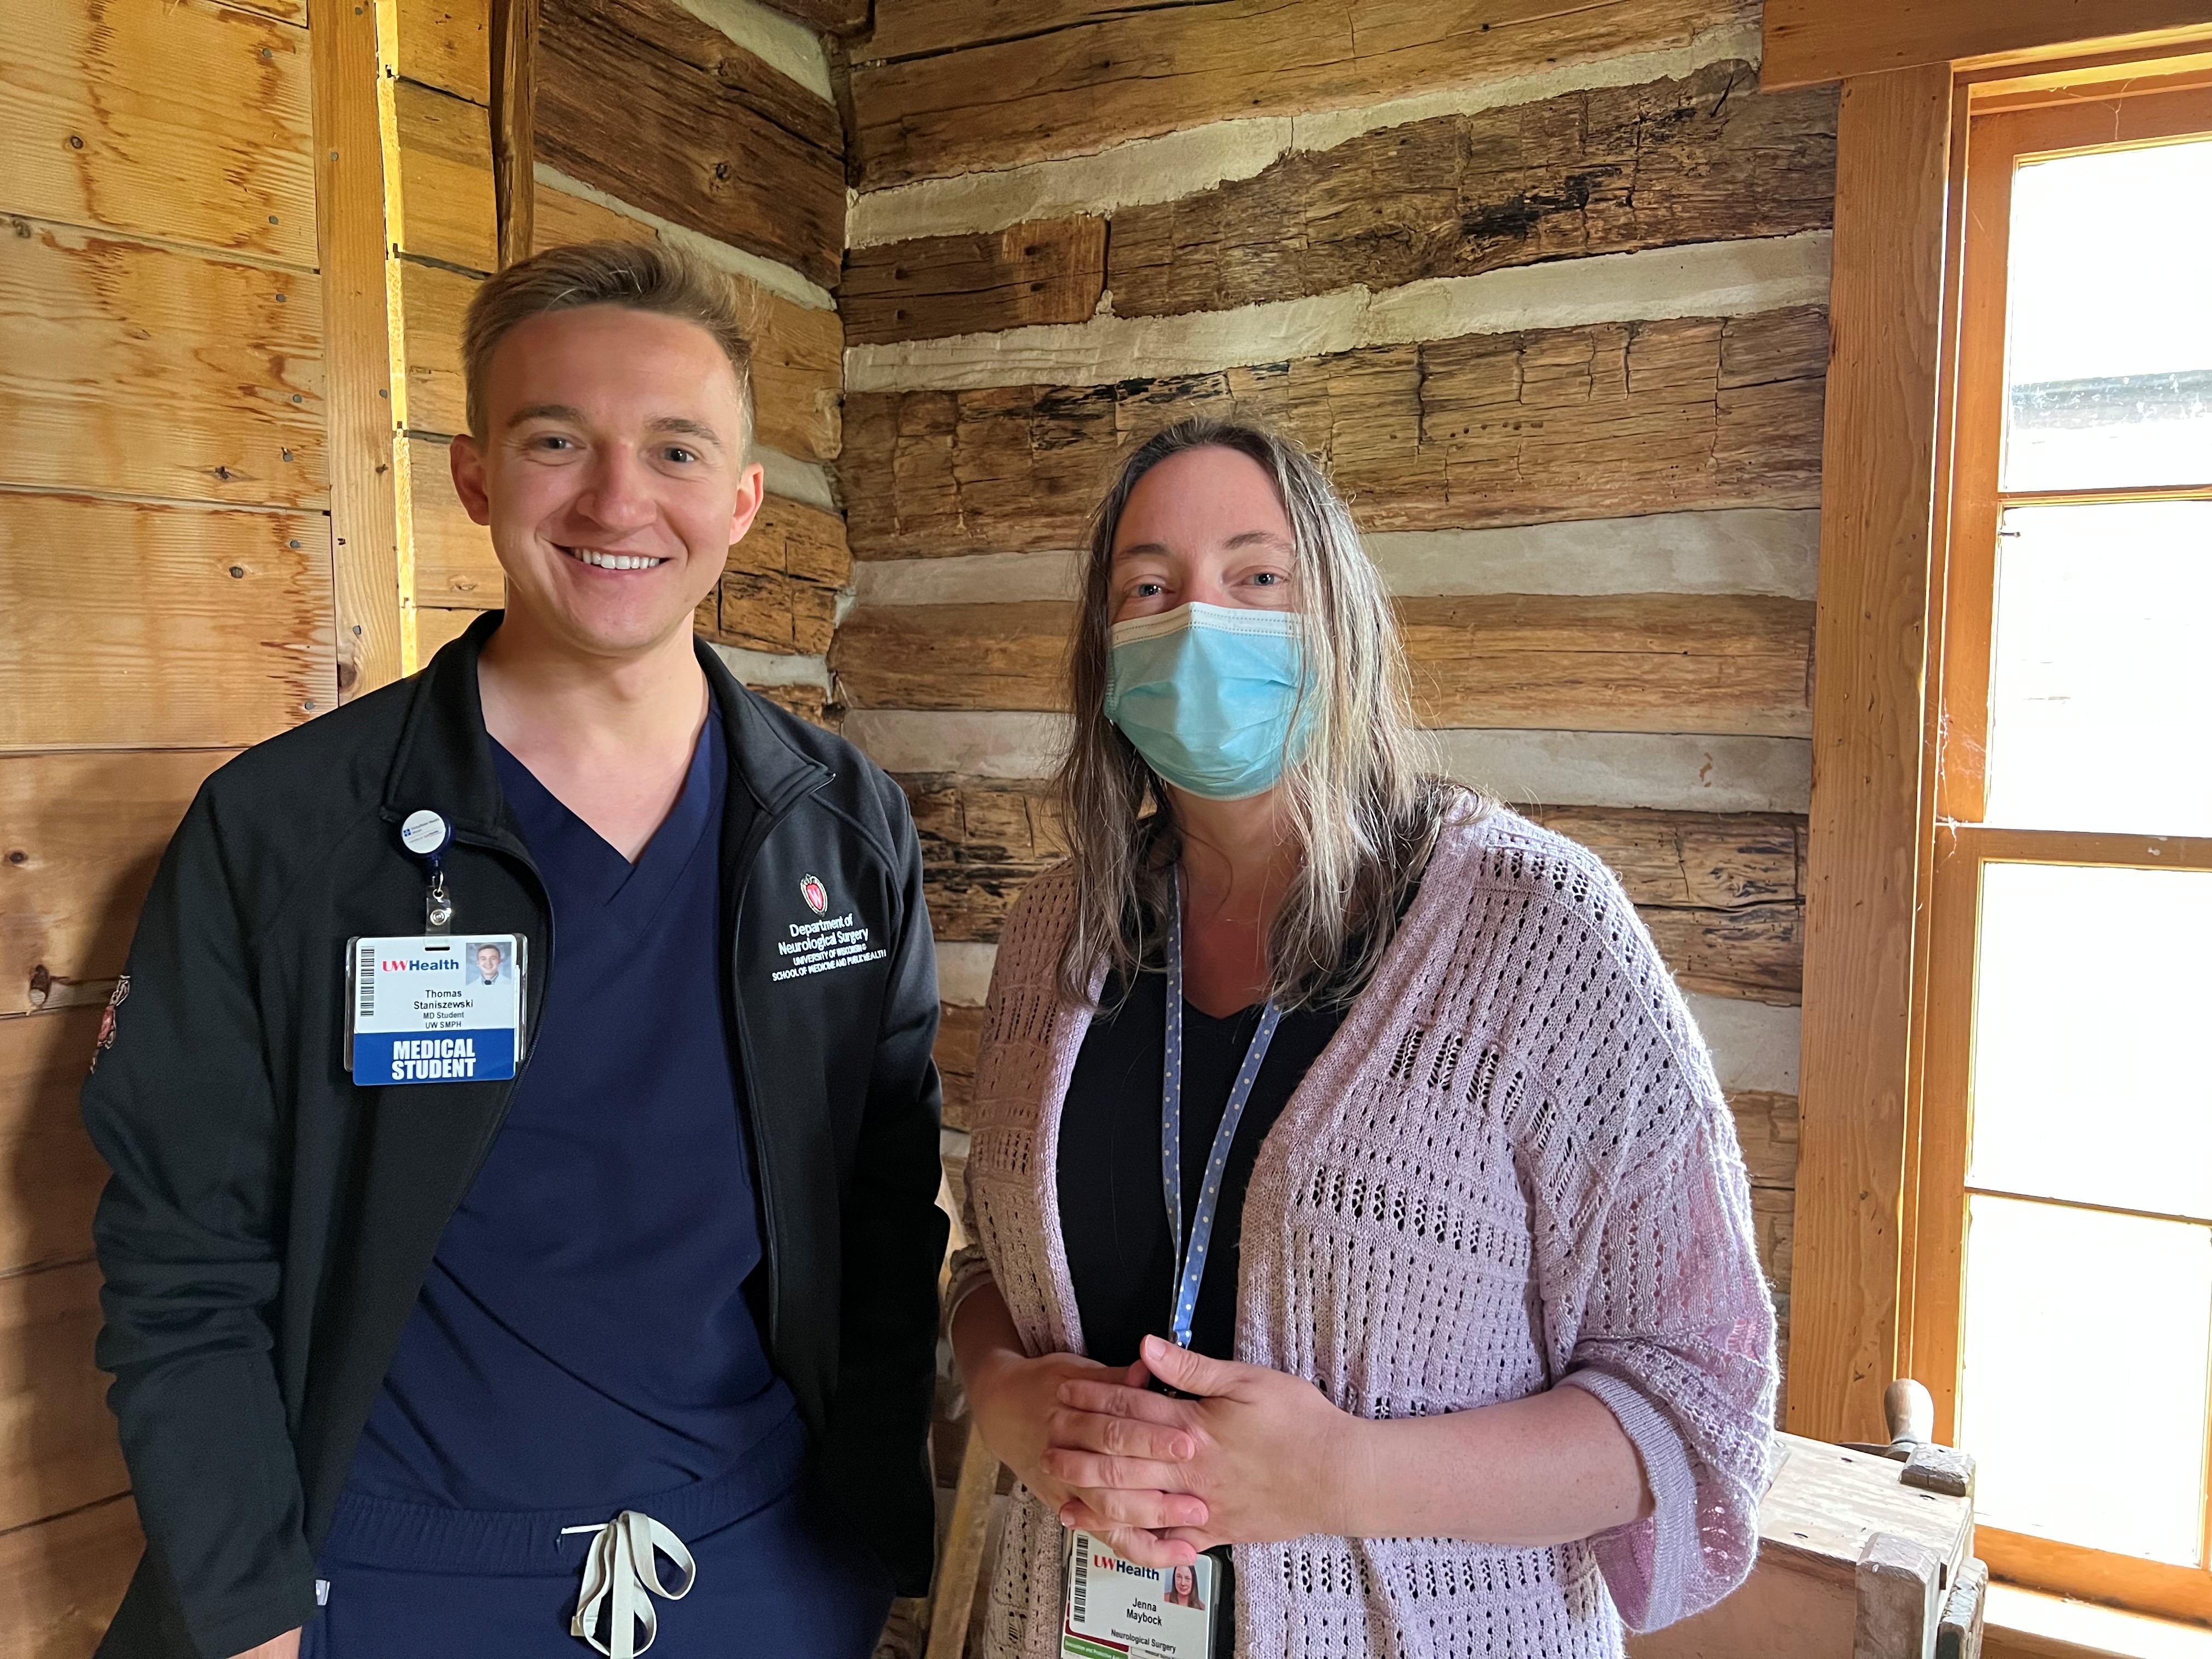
[1056,970,1347,1366]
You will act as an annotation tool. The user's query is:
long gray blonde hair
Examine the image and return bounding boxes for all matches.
[1054,418,1480,1011]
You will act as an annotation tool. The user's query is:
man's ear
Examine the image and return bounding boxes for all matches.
[450,433,493,526]
[726,460,768,548]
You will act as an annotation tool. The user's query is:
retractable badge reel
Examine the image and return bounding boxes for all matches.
[343,810,527,1084]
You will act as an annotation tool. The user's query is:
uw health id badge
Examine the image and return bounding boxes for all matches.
[346,935,526,1083]
[1063,1531,1217,1659]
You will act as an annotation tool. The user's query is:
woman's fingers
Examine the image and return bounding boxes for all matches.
[1057,1378,1192,1426]
[1058,1504,1200,1570]
[1057,1483,1209,1530]
[1040,1447,1192,1495]
[1155,1526,1223,1552]
[1046,1404,1196,1462]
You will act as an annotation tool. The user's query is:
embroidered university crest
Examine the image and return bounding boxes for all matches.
[800,874,828,915]
[91,975,131,1073]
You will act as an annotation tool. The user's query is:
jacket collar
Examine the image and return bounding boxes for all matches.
[380,611,830,844]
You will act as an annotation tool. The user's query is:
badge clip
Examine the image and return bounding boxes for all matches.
[425,860,453,935]
[402,809,454,935]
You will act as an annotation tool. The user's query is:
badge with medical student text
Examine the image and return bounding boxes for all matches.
[346,934,526,1083]
[1063,1530,1216,1659]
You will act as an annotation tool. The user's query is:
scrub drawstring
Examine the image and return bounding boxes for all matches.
[560,1511,696,1658]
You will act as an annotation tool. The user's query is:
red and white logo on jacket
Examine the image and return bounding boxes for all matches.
[800,874,829,915]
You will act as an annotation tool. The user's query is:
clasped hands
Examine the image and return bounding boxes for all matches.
[981,1333,1360,1571]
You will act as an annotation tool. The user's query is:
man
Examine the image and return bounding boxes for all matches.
[84,242,949,1658]
[473,941,509,985]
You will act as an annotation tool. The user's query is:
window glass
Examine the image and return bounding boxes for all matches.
[2004,137,2212,491]
[1984,501,2212,836]
[1960,1194,2211,1564]
[1969,861,2212,1220]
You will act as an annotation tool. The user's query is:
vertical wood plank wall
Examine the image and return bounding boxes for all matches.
[1,0,334,1643]
[834,0,1835,1436]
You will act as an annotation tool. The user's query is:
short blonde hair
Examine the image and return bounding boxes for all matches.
[460,240,756,444]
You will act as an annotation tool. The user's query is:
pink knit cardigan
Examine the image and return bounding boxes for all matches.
[949,809,1778,1658]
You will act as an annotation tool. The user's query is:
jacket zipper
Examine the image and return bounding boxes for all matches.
[720,766,833,1355]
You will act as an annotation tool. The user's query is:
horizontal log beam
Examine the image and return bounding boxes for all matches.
[696,496,851,655]
[0,1491,141,1659]
[0,1009,111,1276]
[843,216,1106,346]
[395,79,499,274]
[849,0,1758,189]
[2,0,317,265]
[848,65,1832,341]
[766,0,870,32]
[1115,61,1831,317]
[898,776,1804,1000]
[743,681,842,727]
[917,864,1798,997]
[1731,1088,1799,1190]
[1,223,327,509]
[0,493,335,748]
[842,308,1829,557]
[0,1262,129,1534]
[0,752,232,1018]
[900,782,1804,905]
[537,0,844,289]
[401,258,477,436]
[835,593,1814,736]
[398,0,493,105]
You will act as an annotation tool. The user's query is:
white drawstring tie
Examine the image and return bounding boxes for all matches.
[560,1511,696,1658]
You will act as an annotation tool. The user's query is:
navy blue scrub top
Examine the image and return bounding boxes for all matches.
[349,701,802,1511]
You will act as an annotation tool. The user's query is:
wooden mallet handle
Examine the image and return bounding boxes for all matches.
[1886,1378,1935,1447]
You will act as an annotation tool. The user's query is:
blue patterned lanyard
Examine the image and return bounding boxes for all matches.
[1162,868,1284,1350]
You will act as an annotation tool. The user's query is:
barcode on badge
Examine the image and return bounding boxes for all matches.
[1071,1544,1088,1623]
[356,945,376,1019]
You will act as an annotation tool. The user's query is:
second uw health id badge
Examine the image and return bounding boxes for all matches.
[346,935,525,1082]
[1063,1531,1218,1659]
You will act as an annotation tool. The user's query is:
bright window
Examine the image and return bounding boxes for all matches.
[1918,81,2212,1623]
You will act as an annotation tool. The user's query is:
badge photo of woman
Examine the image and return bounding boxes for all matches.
[945,417,1779,1656]
[1163,1564,1204,1612]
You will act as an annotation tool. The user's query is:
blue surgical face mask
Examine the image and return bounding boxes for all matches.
[1103,602,1308,800]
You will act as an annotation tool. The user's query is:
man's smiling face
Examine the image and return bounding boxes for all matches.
[476,946,501,981]
[450,304,763,660]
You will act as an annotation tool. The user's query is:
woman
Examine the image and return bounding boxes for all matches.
[1164,1564,1206,1612]
[947,418,1777,1658]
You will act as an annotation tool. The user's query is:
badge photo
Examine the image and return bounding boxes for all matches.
[346,934,527,1084]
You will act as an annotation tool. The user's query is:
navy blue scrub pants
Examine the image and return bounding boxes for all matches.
[306,1432,893,1657]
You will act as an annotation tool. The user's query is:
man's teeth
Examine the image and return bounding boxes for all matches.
[567,548,666,570]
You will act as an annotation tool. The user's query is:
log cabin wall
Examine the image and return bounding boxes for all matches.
[834,0,1833,1419]
[1,0,346,1640]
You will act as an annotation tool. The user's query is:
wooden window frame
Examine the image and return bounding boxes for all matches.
[1912,81,2212,1622]
[1779,0,2212,1464]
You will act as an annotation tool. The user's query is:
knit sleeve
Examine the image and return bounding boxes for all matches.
[1556,1090,1778,1630]
[943,1154,996,1334]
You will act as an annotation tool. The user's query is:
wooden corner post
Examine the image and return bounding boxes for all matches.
[491,0,539,266]
[1790,61,1955,1446]
[311,0,413,697]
